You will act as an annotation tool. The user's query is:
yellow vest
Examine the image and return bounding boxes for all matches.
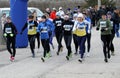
[74,23,86,36]
[28,21,37,35]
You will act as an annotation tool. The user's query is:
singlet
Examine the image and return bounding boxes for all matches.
[28,21,37,35]
[75,22,87,36]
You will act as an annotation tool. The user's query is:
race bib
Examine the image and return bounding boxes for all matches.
[28,24,34,31]
[56,21,62,26]
[5,28,12,33]
[110,21,113,27]
[64,25,72,31]
[100,21,107,28]
[41,27,48,33]
[75,23,86,36]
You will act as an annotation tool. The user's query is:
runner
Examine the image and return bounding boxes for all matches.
[37,15,54,62]
[32,11,40,52]
[96,13,112,63]
[107,12,115,56]
[73,13,87,63]
[44,13,55,49]
[20,15,38,58]
[72,14,79,55]
[53,12,64,55]
[62,15,74,60]
[3,16,18,61]
[83,12,92,57]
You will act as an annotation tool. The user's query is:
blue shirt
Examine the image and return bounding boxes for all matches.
[37,20,54,39]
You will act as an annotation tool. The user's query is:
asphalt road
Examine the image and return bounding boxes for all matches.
[0,27,120,78]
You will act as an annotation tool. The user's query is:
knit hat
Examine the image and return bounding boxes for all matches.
[77,13,84,18]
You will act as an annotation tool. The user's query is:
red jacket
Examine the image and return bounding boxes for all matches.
[50,11,56,20]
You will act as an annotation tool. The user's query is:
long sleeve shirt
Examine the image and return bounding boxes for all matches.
[3,22,17,37]
[96,19,112,35]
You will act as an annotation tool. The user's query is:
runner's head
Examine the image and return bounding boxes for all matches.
[6,16,11,23]
[107,11,112,19]
[41,15,47,22]
[56,12,61,18]
[64,15,69,21]
[77,13,84,22]
[73,13,78,20]
[101,13,106,20]
[28,15,34,21]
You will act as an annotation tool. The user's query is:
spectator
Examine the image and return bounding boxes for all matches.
[1,13,7,30]
[46,8,51,15]
[50,8,57,20]
[57,7,65,19]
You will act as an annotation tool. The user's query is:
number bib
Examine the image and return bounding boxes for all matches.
[75,23,86,36]
[27,21,37,35]
[100,21,107,28]
[5,27,12,34]
[110,21,113,27]
[56,21,62,27]
[63,25,72,31]
[41,27,48,33]
[28,24,35,31]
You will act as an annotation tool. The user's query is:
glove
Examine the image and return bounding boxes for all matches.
[88,30,91,34]
[10,34,14,37]
[40,29,43,32]
[101,29,105,32]
[3,33,7,37]
[96,28,99,30]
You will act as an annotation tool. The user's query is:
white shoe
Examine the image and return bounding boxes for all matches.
[86,52,90,57]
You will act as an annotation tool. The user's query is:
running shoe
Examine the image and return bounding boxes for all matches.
[104,58,108,63]
[57,51,59,55]
[111,51,115,56]
[41,57,45,62]
[60,47,63,52]
[10,56,15,62]
[108,53,111,59]
[78,58,83,63]
[66,56,69,60]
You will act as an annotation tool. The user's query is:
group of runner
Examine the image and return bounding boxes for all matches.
[2,6,119,63]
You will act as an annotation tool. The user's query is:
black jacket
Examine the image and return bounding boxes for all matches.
[3,22,17,37]
[62,20,74,35]
[53,18,64,33]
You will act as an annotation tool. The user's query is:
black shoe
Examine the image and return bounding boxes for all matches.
[57,52,59,55]
[66,56,69,60]
[108,53,111,59]
[32,53,35,58]
[111,52,115,56]
[104,59,108,63]
[74,52,78,55]
[41,57,45,62]
[78,58,82,63]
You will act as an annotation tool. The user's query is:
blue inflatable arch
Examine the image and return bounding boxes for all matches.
[10,0,29,48]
